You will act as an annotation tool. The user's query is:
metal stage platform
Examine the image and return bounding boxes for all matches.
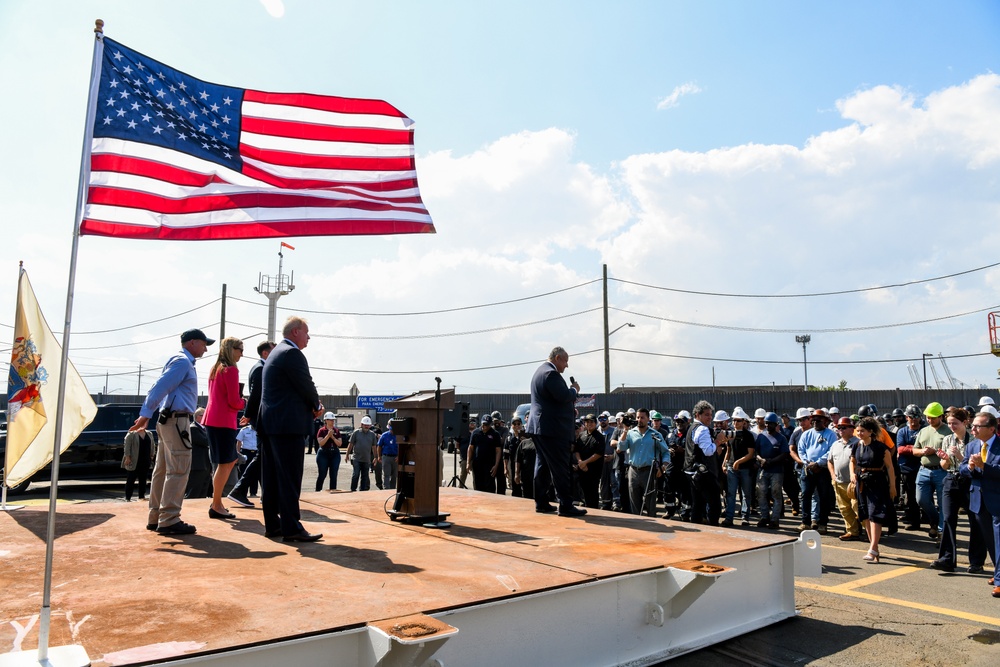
[1,489,821,666]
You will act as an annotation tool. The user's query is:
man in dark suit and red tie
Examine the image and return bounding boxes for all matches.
[259,316,325,542]
[961,410,1000,597]
[526,346,586,517]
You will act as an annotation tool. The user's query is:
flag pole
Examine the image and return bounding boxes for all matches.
[2,20,106,667]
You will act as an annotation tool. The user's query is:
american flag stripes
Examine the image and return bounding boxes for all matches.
[81,37,434,240]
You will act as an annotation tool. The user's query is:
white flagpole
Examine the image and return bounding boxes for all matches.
[11,19,105,667]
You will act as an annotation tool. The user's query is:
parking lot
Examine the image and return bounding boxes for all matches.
[7,450,1000,666]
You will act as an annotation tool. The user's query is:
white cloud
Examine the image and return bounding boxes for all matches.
[6,76,1000,395]
[656,82,703,110]
[259,0,285,18]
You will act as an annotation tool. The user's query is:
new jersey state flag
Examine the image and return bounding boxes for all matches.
[81,36,434,240]
[5,269,97,488]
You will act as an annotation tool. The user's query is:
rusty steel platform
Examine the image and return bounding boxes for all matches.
[1,489,818,666]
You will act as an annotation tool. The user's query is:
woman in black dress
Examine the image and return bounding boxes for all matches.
[850,416,897,563]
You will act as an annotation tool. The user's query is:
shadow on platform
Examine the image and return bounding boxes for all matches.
[9,509,114,541]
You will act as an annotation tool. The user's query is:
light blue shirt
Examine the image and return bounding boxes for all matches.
[798,427,837,466]
[618,426,669,468]
[237,426,258,451]
[140,348,199,418]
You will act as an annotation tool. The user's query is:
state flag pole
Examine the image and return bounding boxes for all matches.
[0,19,105,667]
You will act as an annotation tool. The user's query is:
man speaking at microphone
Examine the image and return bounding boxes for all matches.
[526,346,586,517]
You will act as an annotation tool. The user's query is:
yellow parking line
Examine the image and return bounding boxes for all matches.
[826,565,920,592]
[796,581,1000,627]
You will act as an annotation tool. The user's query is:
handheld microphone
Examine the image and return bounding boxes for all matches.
[570,376,576,384]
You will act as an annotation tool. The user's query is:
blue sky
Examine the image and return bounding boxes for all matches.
[2,1,1000,398]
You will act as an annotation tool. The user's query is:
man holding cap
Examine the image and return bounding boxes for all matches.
[132,328,214,536]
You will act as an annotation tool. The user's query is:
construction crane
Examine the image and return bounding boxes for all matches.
[929,360,947,390]
[937,353,962,389]
[907,364,922,390]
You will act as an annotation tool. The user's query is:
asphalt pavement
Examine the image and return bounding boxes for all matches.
[10,450,1000,666]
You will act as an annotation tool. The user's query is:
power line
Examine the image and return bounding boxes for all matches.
[610,260,1000,299]
[610,304,1000,333]
[310,348,603,375]
[301,308,601,340]
[69,323,218,351]
[0,299,220,335]
[227,278,601,317]
[611,347,992,365]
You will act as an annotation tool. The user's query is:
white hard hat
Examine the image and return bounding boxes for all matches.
[731,407,751,421]
[829,406,840,414]
[795,408,811,420]
[714,410,730,422]
[322,412,335,421]
[754,408,767,418]
[676,410,692,420]
[627,407,637,414]
[361,416,373,425]
[979,396,995,407]
[980,405,999,417]
[615,412,625,420]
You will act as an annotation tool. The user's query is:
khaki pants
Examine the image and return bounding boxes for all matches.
[148,415,193,528]
[833,479,861,536]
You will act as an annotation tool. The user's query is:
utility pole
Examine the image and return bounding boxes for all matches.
[603,264,610,393]
[254,243,296,342]
[922,352,933,391]
[795,335,811,391]
[137,363,142,395]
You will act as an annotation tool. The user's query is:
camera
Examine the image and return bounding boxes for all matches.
[713,427,735,439]
[622,414,637,428]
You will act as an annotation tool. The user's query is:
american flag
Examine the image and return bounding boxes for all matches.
[82,37,434,240]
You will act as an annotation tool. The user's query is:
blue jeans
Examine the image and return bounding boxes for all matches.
[757,470,784,523]
[725,467,753,521]
[351,459,370,491]
[916,467,946,533]
[316,447,341,491]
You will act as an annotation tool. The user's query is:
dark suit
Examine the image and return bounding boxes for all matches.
[230,359,265,500]
[526,361,576,509]
[960,435,1000,580]
[259,340,320,537]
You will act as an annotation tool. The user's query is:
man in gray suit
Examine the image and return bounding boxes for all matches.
[259,316,324,542]
[526,346,586,517]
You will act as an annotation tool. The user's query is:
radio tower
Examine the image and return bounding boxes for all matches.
[254,242,295,342]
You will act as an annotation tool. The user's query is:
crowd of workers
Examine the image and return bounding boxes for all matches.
[456,397,1000,597]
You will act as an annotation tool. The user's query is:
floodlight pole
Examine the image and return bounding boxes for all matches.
[795,335,811,391]
[255,245,295,342]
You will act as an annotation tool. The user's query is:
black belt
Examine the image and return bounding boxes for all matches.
[630,464,652,471]
[921,464,941,470]
[162,410,192,418]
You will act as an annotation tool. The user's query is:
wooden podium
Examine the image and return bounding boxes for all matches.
[384,388,454,526]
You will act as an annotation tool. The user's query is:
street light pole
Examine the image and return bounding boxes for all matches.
[795,335,811,391]
[922,353,933,391]
[605,321,635,393]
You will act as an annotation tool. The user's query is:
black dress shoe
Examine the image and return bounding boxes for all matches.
[209,507,236,519]
[283,531,322,543]
[264,531,281,538]
[535,504,557,514]
[968,564,985,574]
[558,505,587,517]
[158,521,197,535]
[929,559,955,572]
[146,523,158,531]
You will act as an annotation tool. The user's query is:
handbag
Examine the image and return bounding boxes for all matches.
[847,480,857,499]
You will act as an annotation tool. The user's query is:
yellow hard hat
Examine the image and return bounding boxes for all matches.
[923,402,944,418]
